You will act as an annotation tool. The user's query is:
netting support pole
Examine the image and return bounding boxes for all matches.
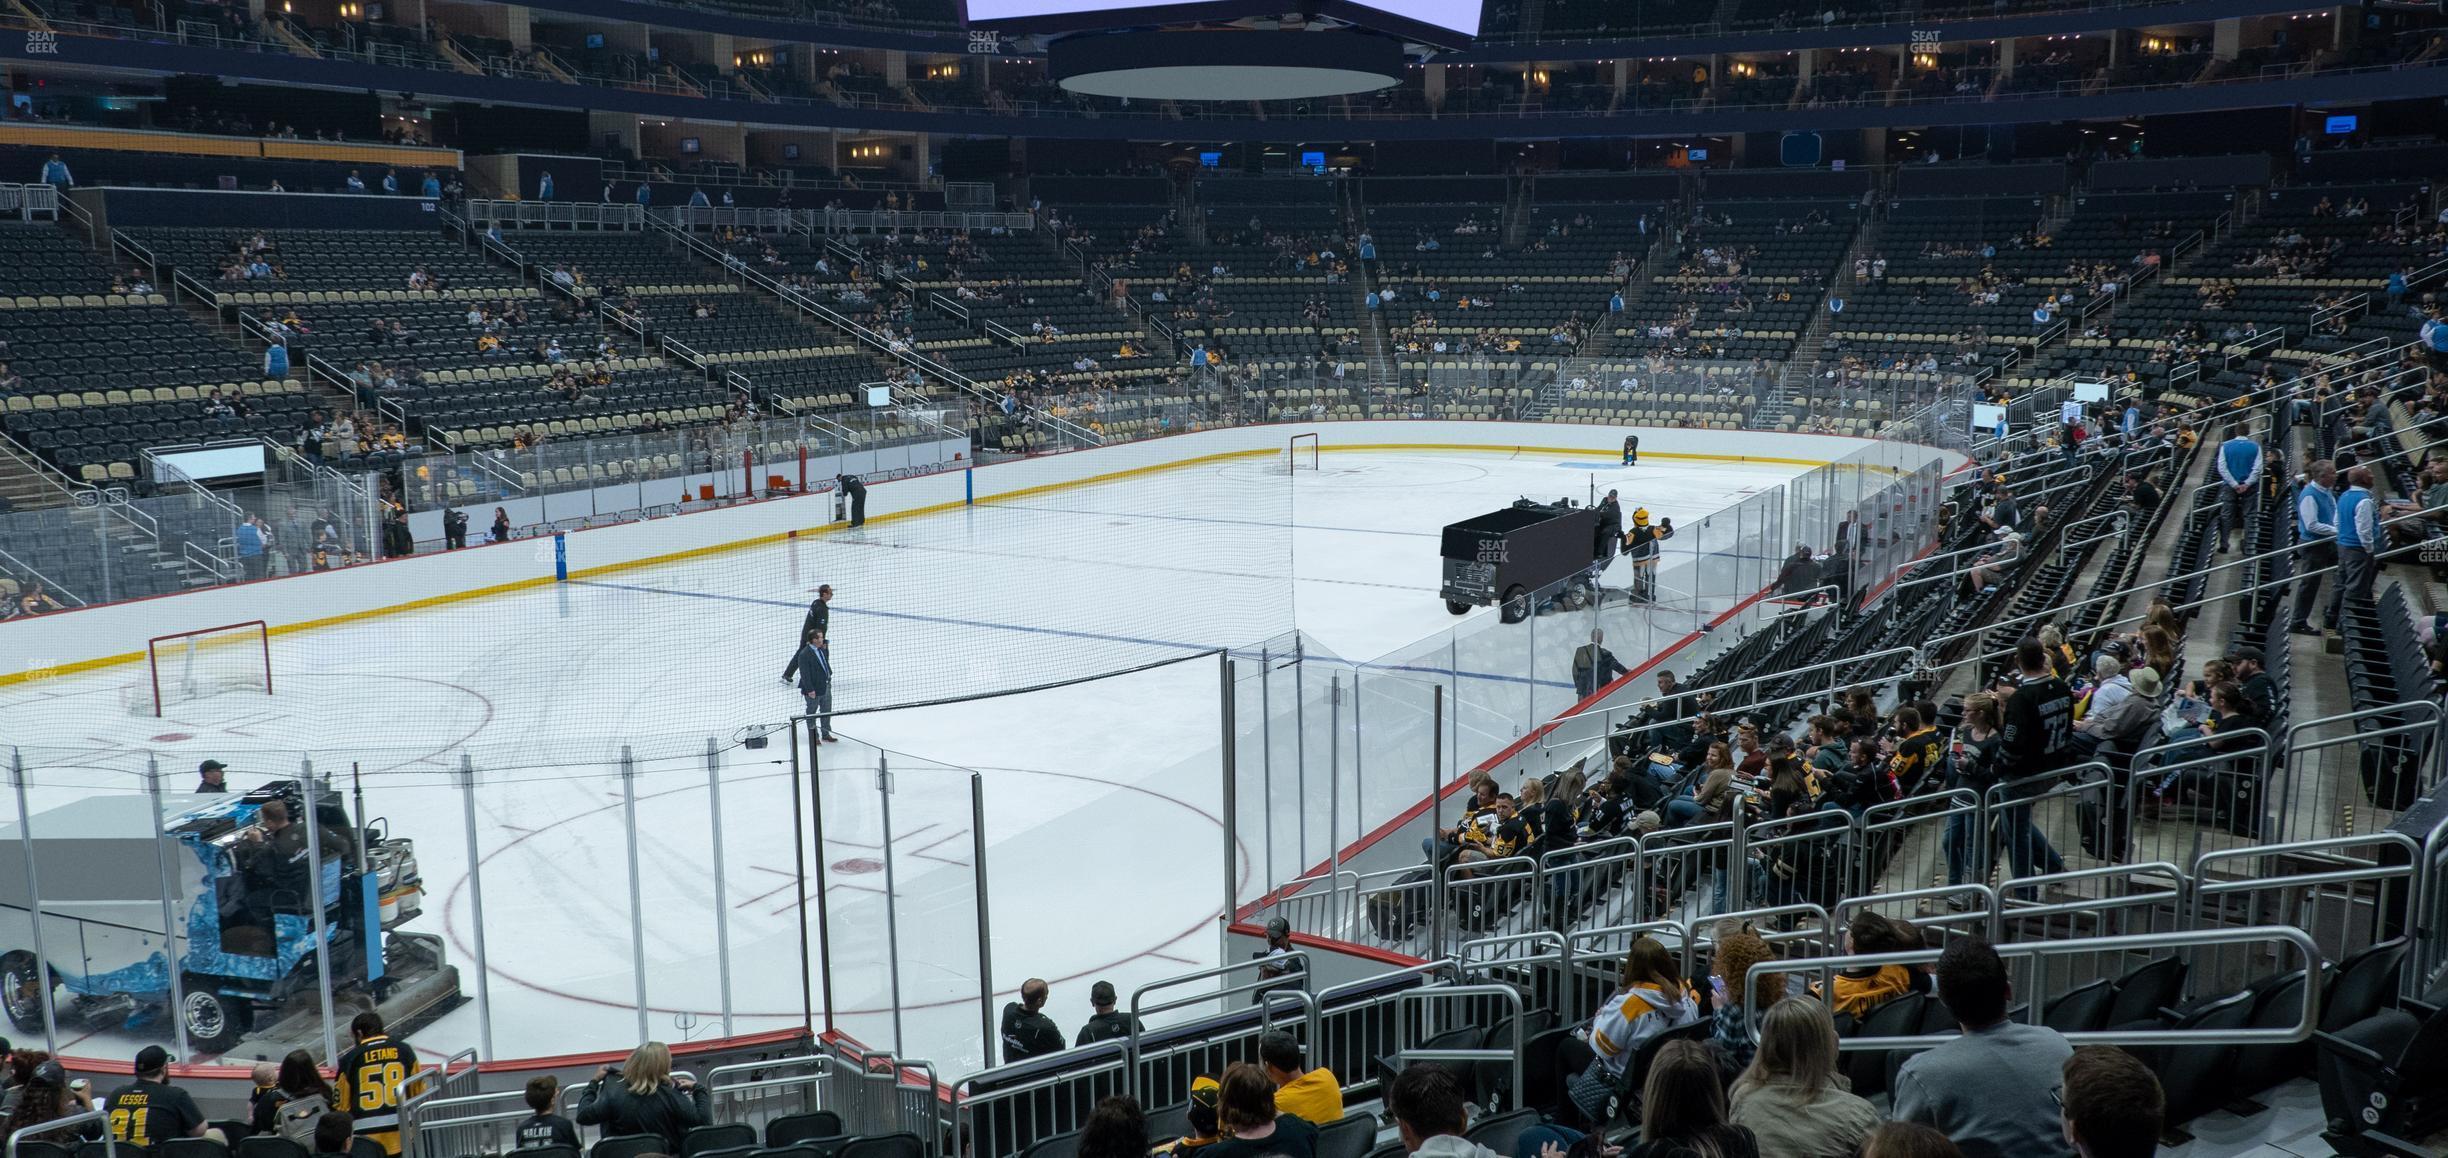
[620,745,650,1042]
[706,738,736,1040]
[9,747,60,1053]
[458,754,495,1061]
[1326,675,1342,925]
[1428,685,1446,960]
[1294,640,1308,872]
[877,753,906,1055]
[1259,643,1274,898]
[147,755,191,1062]
[1218,653,1238,963]
[301,757,339,1063]
[969,774,995,1064]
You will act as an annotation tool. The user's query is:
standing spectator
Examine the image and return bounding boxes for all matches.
[37,154,71,189]
[2290,460,2339,636]
[344,170,367,193]
[1573,629,1630,699]
[1891,939,2073,1158]
[443,508,469,550]
[573,1042,708,1151]
[782,628,836,742]
[513,1075,580,1150]
[104,1046,217,1147]
[421,172,442,199]
[1627,1040,1758,1158]
[2336,465,2379,612]
[1074,981,1138,1046]
[487,507,512,544]
[1997,642,2072,891]
[265,337,290,378]
[2057,1047,2161,1158]
[335,1011,419,1155]
[538,171,555,201]
[1257,1031,1340,1126]
[635,182,653,208]
[2214,425,2263,553]
[236,515,268,579]
[381,169,399,195]
[1729,998,1879,1158]
[1078,1097,1147,1158]
[1204,1063,1318,1158]
[4,1057,99,1146]
[999,978,1063,1064]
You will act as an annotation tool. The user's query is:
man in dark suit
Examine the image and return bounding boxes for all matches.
[800,584,834,642]
[782,628,836,742]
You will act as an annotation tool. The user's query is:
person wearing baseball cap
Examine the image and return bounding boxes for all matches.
[10,1057,102,1145]
[104,1045,216,1147]
[196,761,229,793]
[1074,980,1139,1046]
[1151,1076,1222,1158]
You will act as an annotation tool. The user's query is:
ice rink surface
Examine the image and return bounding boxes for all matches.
[0,447,1806,1075]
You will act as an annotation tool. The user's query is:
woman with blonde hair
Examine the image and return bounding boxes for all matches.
[1729,998,1879,1158]
[574,1041,710,1150]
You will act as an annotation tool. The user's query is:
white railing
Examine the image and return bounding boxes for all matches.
[464,199,646,230]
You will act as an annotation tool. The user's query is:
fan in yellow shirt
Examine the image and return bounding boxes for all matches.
[1257,1031,1342,1125]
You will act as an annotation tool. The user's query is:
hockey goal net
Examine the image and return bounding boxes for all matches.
[123,621,272,716]
[1274,432,1321,473]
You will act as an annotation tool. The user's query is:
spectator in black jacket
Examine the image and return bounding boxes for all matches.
[1076,980,1138,1046]
[1001,978,1064,1063]
[2226,646,2275,721]
[1997,644,2072,894]
[574,1042,709,1151]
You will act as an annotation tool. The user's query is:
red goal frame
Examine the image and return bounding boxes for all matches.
[145,620,272,717]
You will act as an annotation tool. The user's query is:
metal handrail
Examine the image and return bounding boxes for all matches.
[1395,983,1524,1106]
[1758,925,2323,1049]
[8,1110,113,1158]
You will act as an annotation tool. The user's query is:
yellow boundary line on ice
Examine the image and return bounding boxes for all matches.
[0,441,1847,687]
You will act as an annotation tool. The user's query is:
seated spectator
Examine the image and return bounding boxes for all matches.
[1075,980,1139,1046]
[265,1047,336,1144]
[104,1046,221,1145]
[3,1056,101,1146]
[573,1041,710,1151]
[1079,1096,1147,1158]
[999,977,1063,1063]
[1203,1063,1317,1158]
[1257,1031,1339,1125]
[1859,1123,1963,1158]
[1151,1075,1222,1158]
[1891,939,2072,1158]
[1388,1062,1579,1158]
[1830,912,1929,1021]
[1729,998,1878,1158]
[1571,934,1697,1121]
[1628,1040,1758,1158]
[514,1074,579,1150]
[1710,923,1783,1073]
[309,1112,357,1158]
[2058,1047,2161,1158]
